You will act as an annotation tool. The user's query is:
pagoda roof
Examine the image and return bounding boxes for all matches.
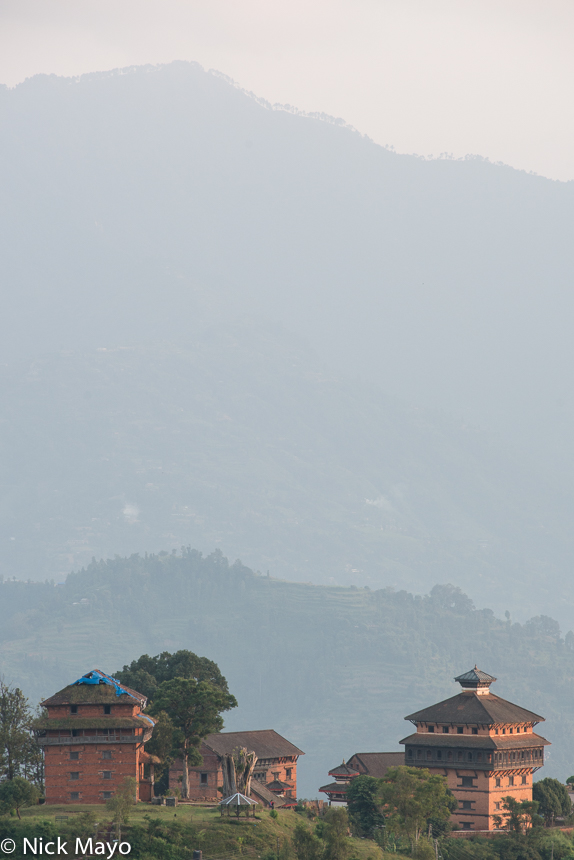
[400,731,550,750]
[328,761,360,778]
[42,671,146,707]
[319,782,349,795]
[404,691,544,726]
[455,667,496,686]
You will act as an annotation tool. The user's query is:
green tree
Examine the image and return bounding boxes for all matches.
[0,776,40,819]
[142,709,175,790]
[115,650,231,701]
[492,796,540,833]
[346,775,385,838]
[378,767,456,846]
[106,777,137,841]
[322,807,350,860]
[293,822,323,860]
[533,779,571,827]
[0,680,38,782]
[149,677,237,798]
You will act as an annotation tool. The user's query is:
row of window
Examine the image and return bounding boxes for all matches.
[69,772,113,780]
[408,749,491,763]
[427,726,477,735]
[407,748,542,764]
[70,792,113,800]
[424,725,529,735]
[51,729,135,737]
[69,751,112,760]
[70,705,112,715]
[495,776,528,787]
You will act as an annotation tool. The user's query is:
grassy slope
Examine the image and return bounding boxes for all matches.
[10,803,391,860]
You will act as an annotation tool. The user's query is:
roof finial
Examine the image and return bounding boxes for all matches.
[454,667,497,695]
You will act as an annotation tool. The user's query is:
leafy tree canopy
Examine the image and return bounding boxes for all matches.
[149,677,237,799]
[115,650,230,701]
[0,681,39,784]
[346,775,385,838]
[0,777,40,819]
[379,767,456,844]
[533,779,571,827]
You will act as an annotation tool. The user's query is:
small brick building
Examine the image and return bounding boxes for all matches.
[37,670,156,805]
[320,752,405,805]
[400,666,550,831]
[169,729,304,804]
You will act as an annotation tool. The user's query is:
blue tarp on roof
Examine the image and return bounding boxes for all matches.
[72,670,139,700]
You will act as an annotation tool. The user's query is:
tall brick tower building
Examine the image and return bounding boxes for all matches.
[400,667,549,831]
[37,670,156,804]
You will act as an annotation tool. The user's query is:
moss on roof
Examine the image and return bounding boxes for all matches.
[42,683,145,706]
[33,715,154,731]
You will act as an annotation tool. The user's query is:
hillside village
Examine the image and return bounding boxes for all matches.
[28,662,567,835]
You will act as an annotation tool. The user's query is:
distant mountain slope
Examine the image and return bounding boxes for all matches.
[1,61,574,472]
[1,552,573,798]
[1,330,572,619]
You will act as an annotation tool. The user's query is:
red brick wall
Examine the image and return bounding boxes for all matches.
[44,743,141,805]
[169,745,299,800]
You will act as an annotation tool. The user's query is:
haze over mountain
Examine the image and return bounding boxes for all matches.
[2,61,574,621]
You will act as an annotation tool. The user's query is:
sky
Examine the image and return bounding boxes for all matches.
[1,0,573,181]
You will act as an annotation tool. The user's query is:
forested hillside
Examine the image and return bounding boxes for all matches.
[1,550,573,797]
[1,333,572,621]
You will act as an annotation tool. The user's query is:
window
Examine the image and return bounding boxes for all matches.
[467,752,473,762]
[426,751,432,760]
[70,792,80,801]
[417,750,422,759]
[477,753,482,762]
[460,777,474,788]
[437,751,442,760]
[72,730,79,737]
[509,728,513,734]
[273,772,280,781]
[495,802,500,810]
[70,752,79,761]
[70,705,78,715]
[104,705,111,715]
[103,771,112,780]
[457,752,463,761]
[447,752,453,761]
[102,751,112,760]
[508,777,514,787]
[408,749,413,758]
[428,726,435,733]
[70,772,80,780]
[102,792,113,800]
[472,728,478,735]
[461,823,472,831]
[442,726,449,734]
[457,727,464,734]
[200,773,208,785]
[461,801,472,810]
[286,769,292,779]
[522,776,527,785]
[502,729,506,735]
[495,729,499,734]
[495,778,501,787]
